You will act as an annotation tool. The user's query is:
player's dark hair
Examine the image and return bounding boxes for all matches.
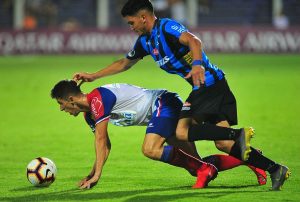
[51,80,82,100]
[121,0,154,17]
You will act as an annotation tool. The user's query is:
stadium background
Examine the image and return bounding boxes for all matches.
[1,0,300,54]
[0,0,300,201]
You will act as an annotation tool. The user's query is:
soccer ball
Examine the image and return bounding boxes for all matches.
[26,157,57,187]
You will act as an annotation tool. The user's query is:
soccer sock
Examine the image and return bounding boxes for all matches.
[245,147,279,174]
[229,141,243,160]
[188,123,242,141]
[160,145,206,175]
[203,154,243,171]
[230,145,280,174]
[160,145,174,163]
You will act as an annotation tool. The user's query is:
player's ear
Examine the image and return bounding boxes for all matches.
[68,96,75,105]
[141,15,146,23]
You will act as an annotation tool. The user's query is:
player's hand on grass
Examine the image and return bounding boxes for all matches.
[79,176,99,189]
[73,72,96,83]
[78,176,90,187]
[185,65,205,89]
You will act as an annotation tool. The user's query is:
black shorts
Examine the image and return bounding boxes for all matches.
[179,79,237,126]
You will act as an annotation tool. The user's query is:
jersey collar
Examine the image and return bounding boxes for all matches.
[150,18,159,36]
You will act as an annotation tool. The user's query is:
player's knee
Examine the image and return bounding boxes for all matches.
[142,145,158,160]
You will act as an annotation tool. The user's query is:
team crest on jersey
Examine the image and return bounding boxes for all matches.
[91,97,103,117]
[128,50,135,57]
[152,48,159,55]
[181,102,191,111]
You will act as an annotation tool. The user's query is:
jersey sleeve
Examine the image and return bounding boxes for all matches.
[164,20,188,39]
[126,36,149,60]
[88,88,117,125]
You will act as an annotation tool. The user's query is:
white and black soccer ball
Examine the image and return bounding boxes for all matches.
[26,157,57,187]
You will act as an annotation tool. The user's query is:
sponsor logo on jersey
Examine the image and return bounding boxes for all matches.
[181,102,191,111]
[109,111,137,126]
[128,50,135,57]
[148,122,154,127]
[152,48,159,55]
[91,97,102,118]
[156,56,170,66]
[123,112,135,119]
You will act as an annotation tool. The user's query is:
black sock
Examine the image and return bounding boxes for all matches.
[188,123,242,141]
[246,147,279,174]
[230,146,280,173]
[229,141,242,160]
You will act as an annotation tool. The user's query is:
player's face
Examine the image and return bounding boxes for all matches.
[124,15,146,34]
[57,98,80,117]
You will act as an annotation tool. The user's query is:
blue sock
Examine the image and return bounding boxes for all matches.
[160,145,174,163]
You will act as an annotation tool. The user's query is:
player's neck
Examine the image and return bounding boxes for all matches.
[147,15,157,33]
[74,94,89,112]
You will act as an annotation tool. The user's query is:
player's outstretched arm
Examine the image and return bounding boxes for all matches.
[73,57,139,84]
[79,120,111,189]
[180,32,205,88]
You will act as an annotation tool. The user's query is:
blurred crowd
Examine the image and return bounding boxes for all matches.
[0,0,299,30]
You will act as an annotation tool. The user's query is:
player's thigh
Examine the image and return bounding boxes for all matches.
[143,116,177,159]
[142,133,166,159]
[176,118,192,140]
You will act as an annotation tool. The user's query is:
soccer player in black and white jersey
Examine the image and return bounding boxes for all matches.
[72,0,290,191]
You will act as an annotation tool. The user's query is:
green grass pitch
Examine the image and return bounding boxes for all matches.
[0,54,300,202]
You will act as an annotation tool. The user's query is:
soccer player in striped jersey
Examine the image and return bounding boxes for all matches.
[72,0,289,191]
[51,80,266,189]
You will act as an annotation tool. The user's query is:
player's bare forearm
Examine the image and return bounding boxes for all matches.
[189,37,202,62]
[180,32,205,86]
[88,161,96,178]
[79,121,111,189]
[79,144,110,189]
[73,58,138,83]
[92,58,137,80]
[93,132,111,179]
[179,32,203,61]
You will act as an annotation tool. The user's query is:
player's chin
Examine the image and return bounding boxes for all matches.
[134,30,142,35]
[73,112,80,117]
[70,112,80,117]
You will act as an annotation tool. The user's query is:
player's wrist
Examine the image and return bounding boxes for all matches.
[92,173,100,180]
[90,73,99,81]
[192,60,203,66]
[86,174,93,180]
